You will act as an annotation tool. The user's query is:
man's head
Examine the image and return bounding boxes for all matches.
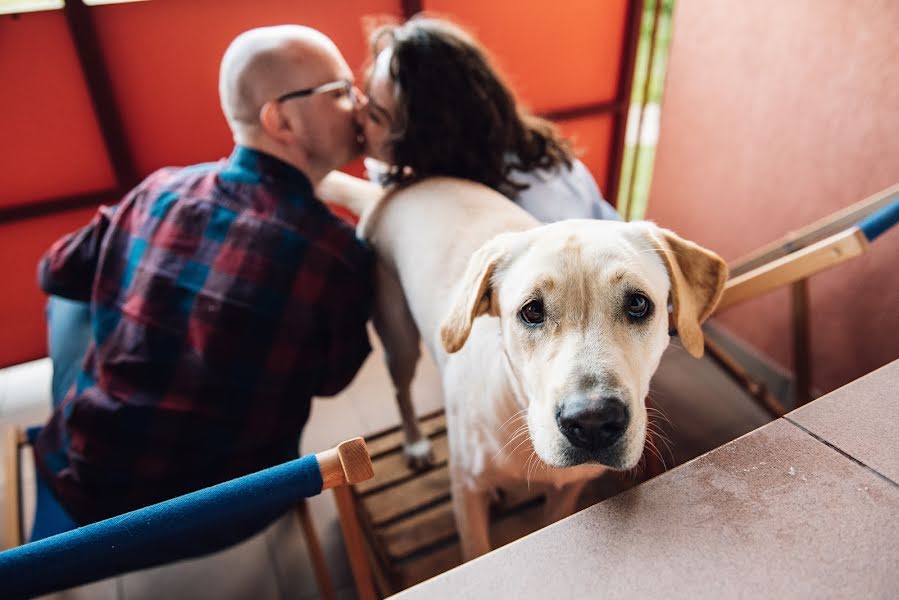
[219,25,363,184]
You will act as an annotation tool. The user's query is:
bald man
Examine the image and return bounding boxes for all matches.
[32,26,374,531]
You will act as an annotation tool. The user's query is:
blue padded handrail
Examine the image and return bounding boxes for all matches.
[858,198,899,241]
[0,453,324,599]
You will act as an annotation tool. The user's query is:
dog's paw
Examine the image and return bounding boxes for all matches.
[404,438,435,471]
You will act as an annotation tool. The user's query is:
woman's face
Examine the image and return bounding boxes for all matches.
[359,48,399,164]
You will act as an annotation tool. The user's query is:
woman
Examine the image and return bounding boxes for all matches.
[324,15,619,223]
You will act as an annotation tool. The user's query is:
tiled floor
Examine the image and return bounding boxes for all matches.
[1,325,773,599]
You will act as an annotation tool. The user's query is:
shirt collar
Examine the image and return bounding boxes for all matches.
[223,146,314,196]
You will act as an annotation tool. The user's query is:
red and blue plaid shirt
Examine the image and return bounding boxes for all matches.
[34,146,374,524]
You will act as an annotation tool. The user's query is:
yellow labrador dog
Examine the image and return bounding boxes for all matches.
[319,173,727,560]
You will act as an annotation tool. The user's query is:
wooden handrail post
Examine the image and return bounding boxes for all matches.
[316,437,378,599]
[3,427,24,550]
[296,500,337,600]
[334,485,378,600]
[791,279,812,407]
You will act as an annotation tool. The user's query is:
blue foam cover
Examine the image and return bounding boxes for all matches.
[0,453,323,599]
[858,199,899,241]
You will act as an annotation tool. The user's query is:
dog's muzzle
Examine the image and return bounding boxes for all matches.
[556,393,629,453]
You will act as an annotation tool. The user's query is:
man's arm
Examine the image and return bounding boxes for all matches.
[315,247,375,397]
[37,204,116,301]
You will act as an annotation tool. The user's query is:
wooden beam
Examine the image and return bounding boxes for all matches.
[718,227,869,311]
[540,99,624,122]
[63,1,137,189]
[0,189,121,225]
[401,0,422,19]
[729,184,898,277]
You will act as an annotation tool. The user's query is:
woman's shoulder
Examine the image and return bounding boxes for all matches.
[511,159,620,223]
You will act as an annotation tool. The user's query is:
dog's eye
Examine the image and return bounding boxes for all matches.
[519,299,545,325]
[625,293,652,320]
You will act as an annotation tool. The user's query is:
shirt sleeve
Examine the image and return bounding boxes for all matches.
[37,204,116,301]
[315,243,375,397]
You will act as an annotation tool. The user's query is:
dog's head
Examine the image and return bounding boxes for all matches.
[440,220,727,470]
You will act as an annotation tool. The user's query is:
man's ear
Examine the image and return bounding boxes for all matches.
[440,233,515,354]
[259,101,297,142]
[649,226,728,358]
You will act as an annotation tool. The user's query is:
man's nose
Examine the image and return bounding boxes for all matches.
[352,85,368,109]
[353,92,367,118]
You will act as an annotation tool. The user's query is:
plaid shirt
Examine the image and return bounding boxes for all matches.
[34,147,374,524]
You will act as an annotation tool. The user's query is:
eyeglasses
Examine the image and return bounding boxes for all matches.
[276,79,360,104]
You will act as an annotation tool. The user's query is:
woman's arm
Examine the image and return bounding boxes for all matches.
[316,170,386,219]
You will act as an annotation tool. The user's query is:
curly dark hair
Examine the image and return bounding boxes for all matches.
[370,16,574,197]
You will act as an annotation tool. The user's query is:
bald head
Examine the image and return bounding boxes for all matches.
[219,25,344,131]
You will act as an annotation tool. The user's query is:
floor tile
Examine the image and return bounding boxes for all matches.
[787,359,899,483]
[393,418,899,599]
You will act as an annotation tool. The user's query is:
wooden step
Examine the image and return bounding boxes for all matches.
[364,411,446,459]
[394,499,549,590]
[356,432,450,496]
[364,466,452,527]
[351,409,554,596]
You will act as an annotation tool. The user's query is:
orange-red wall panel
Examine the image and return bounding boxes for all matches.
[556,113,614,198]
[1,1,628,368]
[90,0,402,177]
[423,0,628,113]
[0,206,99,367]
[0,12,115,209]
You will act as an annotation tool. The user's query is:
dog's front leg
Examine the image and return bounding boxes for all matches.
[372,261,433,469]
[543,480,588,526]
[451,475,492,562]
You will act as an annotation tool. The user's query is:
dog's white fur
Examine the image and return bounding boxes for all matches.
[319,172,728,560]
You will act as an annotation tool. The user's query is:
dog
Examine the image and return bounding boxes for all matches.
[319,172,728,560]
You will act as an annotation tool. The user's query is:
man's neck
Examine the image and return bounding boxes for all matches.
[233,134,325,186]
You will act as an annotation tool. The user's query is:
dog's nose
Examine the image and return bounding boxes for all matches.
[557,395,629,451]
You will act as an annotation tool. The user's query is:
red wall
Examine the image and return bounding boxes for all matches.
[424,0,627,113]
[648,0,899,393]
[0,1,631,367]
[89,0,400,175]
[0,12,115,208]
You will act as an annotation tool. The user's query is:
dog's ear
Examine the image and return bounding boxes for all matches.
[649,227,728,358]
[440,234,511,354]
